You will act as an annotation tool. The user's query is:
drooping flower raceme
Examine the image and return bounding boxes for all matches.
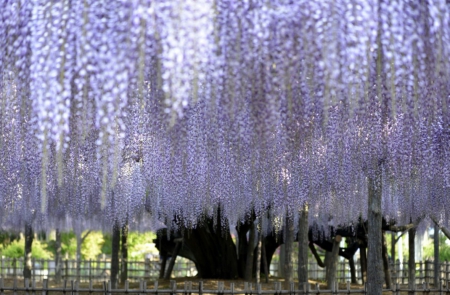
[0,0,449,232]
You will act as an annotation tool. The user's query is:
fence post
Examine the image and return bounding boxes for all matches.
[145,258,150,279]
[96,259,100,279]
[12,258,16,279]
[444,261,450,285]
[42,279,48,295]
[65,260,69,280]
[32,258,35,281]
[425,260,431,284]
[13,278,17,295]
[32,278,36,295]
[40,259,44,281]
[170,280,176,295]
[88,259,91,281]
[419,261,423,283]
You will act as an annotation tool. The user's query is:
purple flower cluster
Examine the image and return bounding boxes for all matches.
[0,0,449,232]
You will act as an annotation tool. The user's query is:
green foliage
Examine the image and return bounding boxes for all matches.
[81,231,104,260]
[1,239,53,259]
[128,231,156,259]
[423,233,450,262]
[101,233,112,255]
[0,230,159,260]
[60,232,77,258]
[1,240,24,258]
[32,239,53,259]
[0,231,19,247]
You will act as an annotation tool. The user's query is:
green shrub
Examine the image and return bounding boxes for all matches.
[1,240,24,258]
[81,231,104,260]
[32,239,53,259]
[423,233,450,262]
[101,233,112,255]
[1,239,52,259]
[128,231,156,259]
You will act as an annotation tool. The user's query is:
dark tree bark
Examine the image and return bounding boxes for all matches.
[55,228,62,283]
[431,215,450,240]
[182,217,239,279]
[76,232,82,281]
[283,215,295,289]
[434,224,439,287]
[381,233,392,288]
[154,212,282,280]
[345,237,357,284]
[244,222,256,281]
[164,240,181,279]
[121,222,128,283]
[367,170,383,295]
[23,223,33,279]
[349,256,357,284]
[111,221,120,288]
[159,252,168,279]
[391,232,397,281]
[309,243,325,267]
[256,223,262,283]
[261,239,269,283]
[297,205,309,286]
[391,232,396,264]
[236,226,248,278]
[262,234,283,270]
[408,227,415,295]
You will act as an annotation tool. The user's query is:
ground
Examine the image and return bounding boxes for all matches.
[0,277,428,294]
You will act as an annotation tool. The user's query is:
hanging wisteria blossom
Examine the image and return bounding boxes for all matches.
[0,0,449,237]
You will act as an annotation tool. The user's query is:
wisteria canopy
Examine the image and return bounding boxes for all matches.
[0,0,449,233]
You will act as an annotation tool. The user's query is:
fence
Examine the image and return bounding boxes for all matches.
[2,278,450,295]
[0,256,196,282]
[273,259,450,285]
[1,255,450,285]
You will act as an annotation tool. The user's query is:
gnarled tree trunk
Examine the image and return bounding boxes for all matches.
[183,216,239,279]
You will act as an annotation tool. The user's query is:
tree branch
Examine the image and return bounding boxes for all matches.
[309,243,325,268]
[430,215,450,240]
[386,215,424,233]
[81,230,92,243]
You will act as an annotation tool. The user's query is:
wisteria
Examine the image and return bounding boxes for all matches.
[0,0,449,237]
